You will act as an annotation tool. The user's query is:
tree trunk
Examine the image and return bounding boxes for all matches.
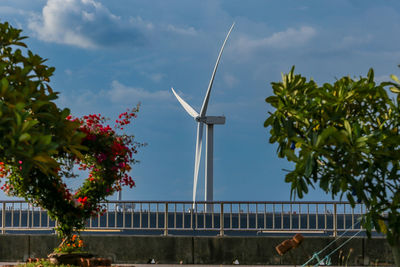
[392,243,400,267]
[58,237,68,249]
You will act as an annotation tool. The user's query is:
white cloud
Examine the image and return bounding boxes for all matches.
[148,73,165,83]
[140,72,165,83]
[166,24,197,36]
[129,16,154,31]
[0,6,29,15]
[107,80,171,104]
[339,34,373,48]
[223,73,238,88]
[28,0,149,49]
[234,26,316,52]
[27,0,199,49]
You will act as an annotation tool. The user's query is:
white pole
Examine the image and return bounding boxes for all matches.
[205,124,214,212]
[117,191,122,212]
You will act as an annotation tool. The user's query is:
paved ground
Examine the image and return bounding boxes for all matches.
[122,266,387,267]
[0,264,383,267]
[0,266,383,267]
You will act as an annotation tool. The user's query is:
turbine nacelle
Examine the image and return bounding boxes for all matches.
[195,116,226,125]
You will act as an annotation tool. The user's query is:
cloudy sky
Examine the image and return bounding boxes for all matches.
[1,0,400,202]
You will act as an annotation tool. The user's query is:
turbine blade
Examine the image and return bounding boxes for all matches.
[171,87,199,118]
[200,22,235,117]
[192,122,203,208]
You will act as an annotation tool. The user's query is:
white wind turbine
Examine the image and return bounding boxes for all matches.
[171,23,235,212]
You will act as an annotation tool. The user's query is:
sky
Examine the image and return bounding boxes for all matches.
[0,0,400,202]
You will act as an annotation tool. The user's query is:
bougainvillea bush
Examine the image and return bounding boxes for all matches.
[0,21,143,246]
[53,108,141,237]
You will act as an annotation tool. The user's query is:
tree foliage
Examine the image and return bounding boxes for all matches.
[0,22,142,242]
[265,67,400,263]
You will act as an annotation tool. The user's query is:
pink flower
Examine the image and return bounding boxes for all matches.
[96,153,107,163]
[118,162,126,168]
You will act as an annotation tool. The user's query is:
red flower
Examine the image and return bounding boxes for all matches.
[78,196,88,206]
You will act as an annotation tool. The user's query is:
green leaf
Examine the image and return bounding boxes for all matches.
[265,96,278,104]
[346,192,355,206]
[284,120,295,137]
[68,147,84,159]
[19,133,31,142]
[15,112,22,127]
[60,108,71,119]
[273,118,281,136]
[355,136,368,148]
[378,220,387,234]
[15,102,25,111]
[367,68,374,83]
[319,177,330,191]
[304,153,314,177]
[316,126,336,147]
[389,87,400,94]
[390,74,400,84]
[37,112,56,121]
[39,135,52,145]
[264,115,274,127]
[284,149,298,162]
[297,181,303,198]
[301,178,308,194]
[1,78,9,94]
[21,120,39,132]
[344,120,351,135]
[33,154,56,165]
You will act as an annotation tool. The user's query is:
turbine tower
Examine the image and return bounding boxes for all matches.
[171,23,235,212]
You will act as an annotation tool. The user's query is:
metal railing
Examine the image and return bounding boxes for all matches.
[0,201,368,236]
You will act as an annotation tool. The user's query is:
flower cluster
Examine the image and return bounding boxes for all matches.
[56,105,142,239]
[115,107,138,129]
[0,162,7,178]
[0,183,13,196]
[54,234,84,254]
[0,163,17,196]
[66,106,140,207]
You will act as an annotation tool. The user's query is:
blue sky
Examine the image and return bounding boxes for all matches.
[1,0,400,202]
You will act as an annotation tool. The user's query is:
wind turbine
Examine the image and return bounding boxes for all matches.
[171,23,235,212]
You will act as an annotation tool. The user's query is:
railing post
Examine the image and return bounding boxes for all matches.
[55,219,58,235]
[2,202,5,234]
[191,204,194,231]
[219,203,224,236]
[164,203,168,236]
[333,203,337,237]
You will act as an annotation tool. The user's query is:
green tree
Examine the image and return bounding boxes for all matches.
[0,22,142,250]
[265,67,400,266]
[0,22,84,204]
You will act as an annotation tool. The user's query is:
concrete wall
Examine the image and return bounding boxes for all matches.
[0,234,394,265]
